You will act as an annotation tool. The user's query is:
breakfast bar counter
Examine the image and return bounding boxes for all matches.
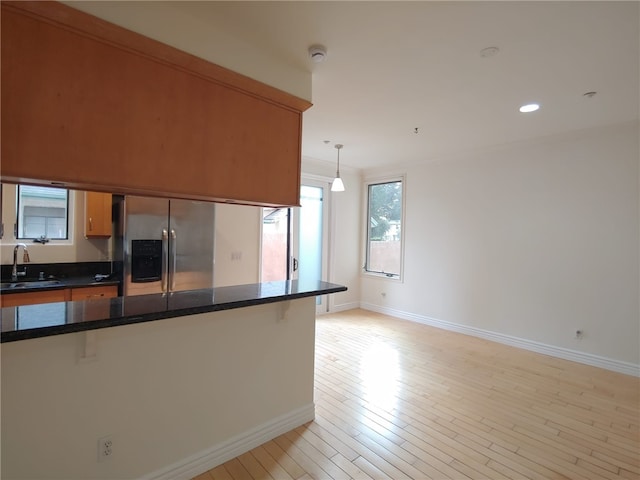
[0,280,346,343]
[2,280,347,480]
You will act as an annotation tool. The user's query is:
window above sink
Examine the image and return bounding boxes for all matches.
[16,185,69,241]
[1,183,111,266]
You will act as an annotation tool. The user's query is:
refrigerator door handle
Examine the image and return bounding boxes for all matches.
[161,229,169,294]
[170,229,177,292]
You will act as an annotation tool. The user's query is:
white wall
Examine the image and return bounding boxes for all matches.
[0,184,111,265]
[1,298,316,480]
[361,122,639,368]
[214,203,261,287]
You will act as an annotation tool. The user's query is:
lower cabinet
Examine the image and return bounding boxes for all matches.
[70,285,118,301]
[0,289,70,307]
[1,285,118,308]
[71,285,118,318]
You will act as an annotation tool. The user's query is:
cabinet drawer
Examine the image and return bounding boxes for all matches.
[1,289,69,307]
[70,285,118,301]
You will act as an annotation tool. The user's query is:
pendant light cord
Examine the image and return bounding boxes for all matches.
[335,144,344,177]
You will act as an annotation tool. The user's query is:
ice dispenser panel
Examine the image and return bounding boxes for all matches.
[131,239,162,282]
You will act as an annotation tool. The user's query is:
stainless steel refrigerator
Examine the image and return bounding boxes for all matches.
[114,195,215,297]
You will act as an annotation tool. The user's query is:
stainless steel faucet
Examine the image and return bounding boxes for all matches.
[12,243,30,281]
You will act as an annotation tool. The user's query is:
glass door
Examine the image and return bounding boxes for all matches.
[260,180,329,314]
[291,181,329,314]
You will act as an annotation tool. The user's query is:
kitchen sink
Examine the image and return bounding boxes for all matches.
[1,280,62,289]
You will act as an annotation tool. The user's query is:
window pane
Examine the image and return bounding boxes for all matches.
[23,216,46,239]
[17,186,69,239]
[47,216,67,239]
[366,180,402,276]
[299,185,323,304]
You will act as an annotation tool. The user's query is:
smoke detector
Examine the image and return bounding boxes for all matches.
[309,45,327,63]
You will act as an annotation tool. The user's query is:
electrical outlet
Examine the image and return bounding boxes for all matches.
[98,435,113,462]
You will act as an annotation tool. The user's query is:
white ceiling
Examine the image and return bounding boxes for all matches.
[73,1,640,171]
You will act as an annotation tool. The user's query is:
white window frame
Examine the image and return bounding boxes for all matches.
[362,174,406,282]
[15,185,71,241]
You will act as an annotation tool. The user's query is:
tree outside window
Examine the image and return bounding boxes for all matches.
[366,179,403,277]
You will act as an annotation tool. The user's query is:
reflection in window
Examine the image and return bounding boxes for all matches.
[17,185,69,239]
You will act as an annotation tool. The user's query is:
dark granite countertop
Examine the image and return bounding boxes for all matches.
[0,280,347,343]
[1,276,119,293]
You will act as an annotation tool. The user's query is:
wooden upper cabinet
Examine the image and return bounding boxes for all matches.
[0,1,311,207]
[85,191,112,238]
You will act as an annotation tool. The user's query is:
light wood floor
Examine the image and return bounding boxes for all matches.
[195,309,640,480]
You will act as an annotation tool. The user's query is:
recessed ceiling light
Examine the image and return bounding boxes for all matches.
[519,103,540,113]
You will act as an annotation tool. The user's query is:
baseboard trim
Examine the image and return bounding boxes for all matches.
[360,303,640,377]
[330,301,360,313]
[141,403,315,480]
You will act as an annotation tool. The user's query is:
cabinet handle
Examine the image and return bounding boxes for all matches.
[89,217,93,231]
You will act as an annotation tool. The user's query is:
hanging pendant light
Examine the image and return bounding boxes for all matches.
[331,144,345,192]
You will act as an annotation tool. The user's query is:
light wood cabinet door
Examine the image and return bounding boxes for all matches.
[85,191,112,238]
[0,289,70,307]
[1,2,311,207]
[70,285,118,301]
